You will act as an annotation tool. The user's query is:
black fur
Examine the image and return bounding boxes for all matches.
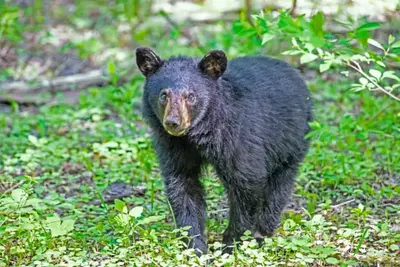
[136,48,312,255]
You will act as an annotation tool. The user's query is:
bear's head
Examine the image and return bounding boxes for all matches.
[136,47,227,137]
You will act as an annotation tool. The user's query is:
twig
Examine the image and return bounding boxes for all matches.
[347,60,400,101]
[0,69,106,92]
[290,0,297,16]
[331,198,356,209]
[0,95,48,105]
[3,180,25,194]
[245,0,254,26]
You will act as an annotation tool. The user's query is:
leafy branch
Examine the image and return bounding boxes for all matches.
[347,60,400,101]
[237,10,400,101]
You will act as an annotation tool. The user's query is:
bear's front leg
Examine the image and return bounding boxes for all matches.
[155,139,207,255]
[164,168,207,255]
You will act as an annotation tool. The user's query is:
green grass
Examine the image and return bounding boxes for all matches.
[0,72,399,266]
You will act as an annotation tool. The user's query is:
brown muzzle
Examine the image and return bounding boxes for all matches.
[161,90,191,136]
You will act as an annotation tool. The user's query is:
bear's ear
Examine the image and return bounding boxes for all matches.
[136,47,163,77]
[198,50,227,79]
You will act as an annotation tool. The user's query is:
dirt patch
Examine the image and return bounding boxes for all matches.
[374,168,400,187]
[61,162,87,175]
[88,182,146,205]
[41,162,93,198]
[43,162,147,204]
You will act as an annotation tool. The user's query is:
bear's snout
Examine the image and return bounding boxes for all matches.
[161,91,192,136]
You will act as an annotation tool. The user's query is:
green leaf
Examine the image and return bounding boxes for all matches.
[278,13,301,34]
[388,34,395,45]
[283,219,297,231]
[261,33,275,45]
[300,53,318,64]
[355,31,371,48]
[389,244,399,251]
[356,22,381,32]
[310,214,325,225]
[304,43,315,53]
[391,41,400,49]
[107,61,115,76]
[326,257,339,264]
[129,206,143,218]
[44,215,75,237]
[106,141,119,148]
[21,223,34,230]
[28,135,38,145]
[357,203,364,211]
[310,11,324,36]
[45,214,60,224]
[137,215,164,225]
[308,121,322,130]
[114,199,126,212]
[382,71,400,81]
[319,62,331,73]
[376,61,386,67]
[367,39,384,50]
[282,50,302,56]
[61,219,75,233]
[49,225,63,237]
[369,69,382,80]
[11,189,27,203]
[359,77,369,87]
[316,48,324,56]
[356,131,369,140]
[116,214,130,226]
[291,38,298,47]
[351,86,365,92]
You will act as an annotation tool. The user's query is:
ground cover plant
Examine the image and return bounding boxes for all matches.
[0,1,399,266]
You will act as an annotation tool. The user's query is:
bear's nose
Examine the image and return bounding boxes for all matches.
[164,117,180,130]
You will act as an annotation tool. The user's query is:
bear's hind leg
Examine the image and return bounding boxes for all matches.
[222,186,258,252]
[255,165,298,239]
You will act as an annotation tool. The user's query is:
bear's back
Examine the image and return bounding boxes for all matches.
[224,56,309,103]
[223,56,311,121]
[220,56,312,166]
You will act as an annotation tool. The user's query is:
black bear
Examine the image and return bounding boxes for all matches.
[136,47,312,255]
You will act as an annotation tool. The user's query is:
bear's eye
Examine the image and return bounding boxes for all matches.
[187,93,196,104]
[159,92,167,104]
